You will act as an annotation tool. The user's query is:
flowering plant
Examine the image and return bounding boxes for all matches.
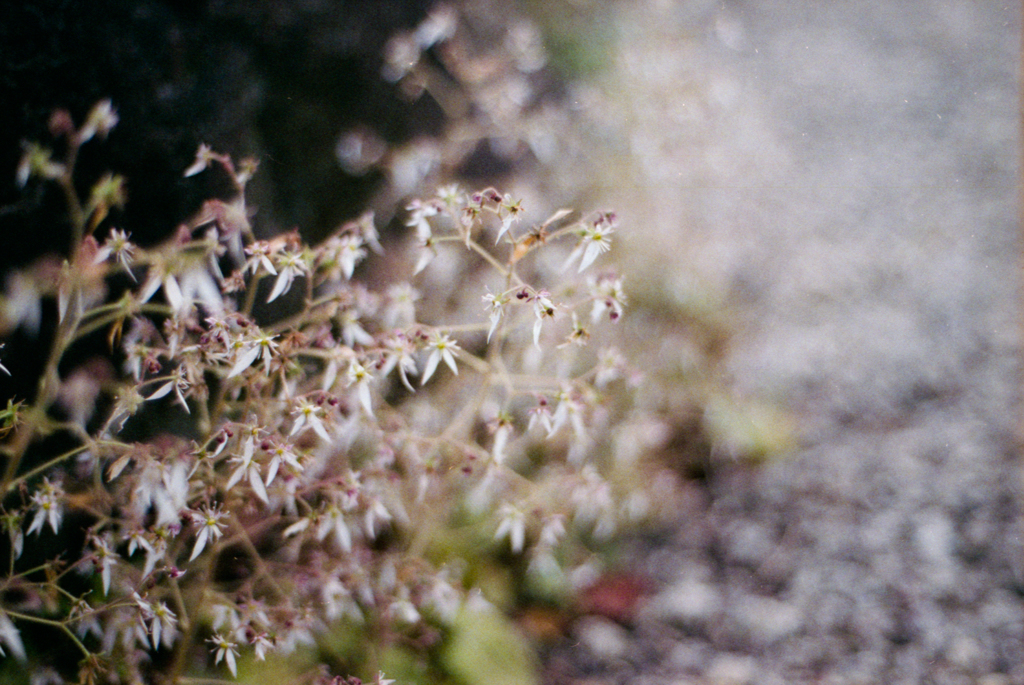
[0,99,665,684]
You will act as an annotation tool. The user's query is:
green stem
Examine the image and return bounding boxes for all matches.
[3,608,91,659]
[4,443,92,494]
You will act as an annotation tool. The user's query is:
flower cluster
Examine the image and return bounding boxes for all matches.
[0,101,668,684]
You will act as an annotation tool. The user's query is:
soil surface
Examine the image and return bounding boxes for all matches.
[544,2,1023,683]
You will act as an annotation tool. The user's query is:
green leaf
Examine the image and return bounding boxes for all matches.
[440,602,538,685]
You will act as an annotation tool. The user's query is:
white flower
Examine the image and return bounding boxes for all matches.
[208,633,239,677]
[265,440,302,487]
[436,183,462,208]
[335,234,367,279]
[243,240,278,276]
[420,331,460,385]
[494,194,523,244]
[135,594,178,650]
[140,261,224,315]
[527,395,554,435]
[532,291,556,347]
[405,198,439,241]
[227,330,278,378]
[189,505,226,561]
[482,288,509,343]
[150,601,178,649]
[225,436,269,504]
[380,334,418,392]
[491,421,512,465]
[538,514,566,548]
[90,535,118,596]
[565,214,615,273]
[267,251,308,302]
[347,361,374,417]
[26,478,63,536]
[146,366,191,414]
[290,399,332,443]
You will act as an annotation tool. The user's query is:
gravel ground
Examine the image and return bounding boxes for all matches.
[545,1,1023,683]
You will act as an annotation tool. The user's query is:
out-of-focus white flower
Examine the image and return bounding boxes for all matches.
[364,496,392,539]
[420,331,460,385]
[183,143,227,178]
[383,283,419,328]
[0,611,26,661]
[79,99,119,143]
[590,273,627,322]
[538,514,566,548]
[316,505,352,552]
[1,512,23,560]
[380,334,418,392]
[495,503,527,554]
[595,347,627,388]
[491,420,512,465]
[549,389,586,439]
[339,308,375,348]
[388,587,421,625]
[413,237,438,275]
[2,272,43,337]
[140,260,223,316]
[405,199,440,242]
[436,183,462,208]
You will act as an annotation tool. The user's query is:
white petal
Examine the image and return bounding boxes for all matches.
[189,528,209,561]
[147,381,175,401]
[163,275,185,311]
[0,613,26,661]
[578,242,601,273]
[228,345,261,378]
[266,269,292,303]
[420,351,441,385]
[248,468,269,504]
